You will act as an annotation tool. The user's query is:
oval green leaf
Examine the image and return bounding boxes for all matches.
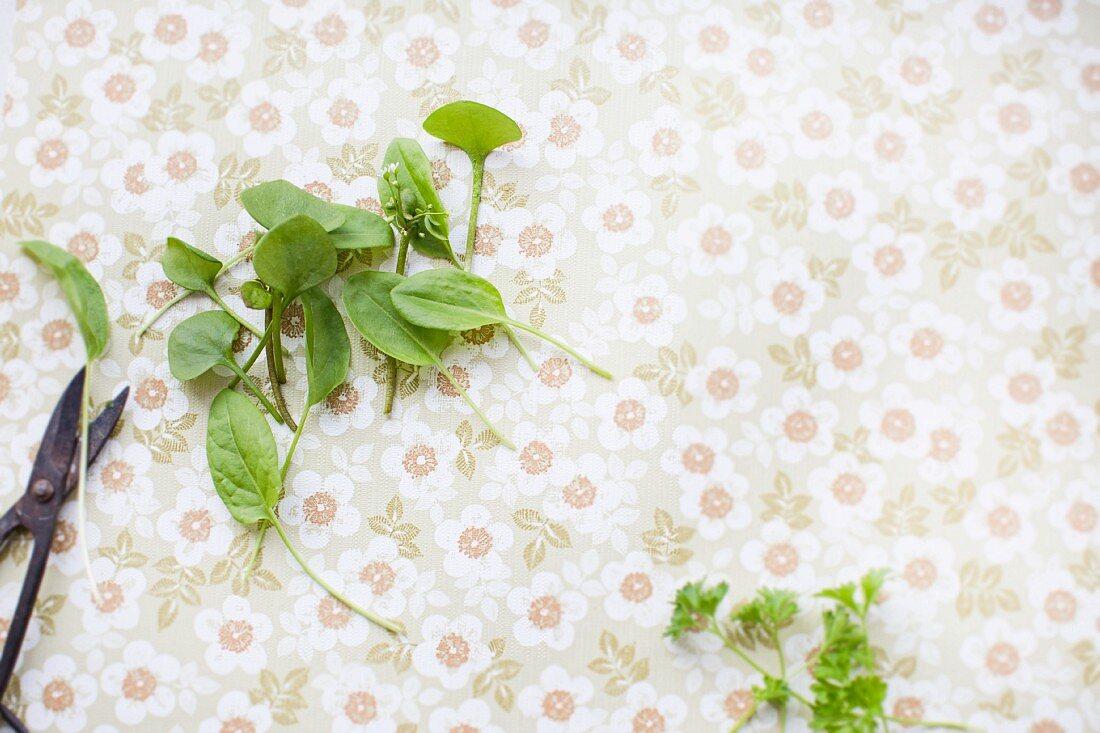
[379,138,455,264]
[300,286,350,407]
[206,388,280,525]
[329,204,394,250]
[391,268,506,331]
[167,310,239,380]
[342,271,451,367]
[253,215,337,299]
[240,180,345,232]
[20,240,109,361]
[423,100,522,161]
[240,280,273,310]
[162,237,222,293]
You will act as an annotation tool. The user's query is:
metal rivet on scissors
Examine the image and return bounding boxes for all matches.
[0,368,128,733]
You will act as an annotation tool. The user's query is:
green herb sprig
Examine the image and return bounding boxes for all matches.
[666,571,979,733]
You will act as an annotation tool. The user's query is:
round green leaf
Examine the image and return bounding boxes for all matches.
[391,268,507,331]
[162,237,221,293]
[342,271,450,367]
[20,240,109,361]
[240,180,345,232]
[329,204,394,250]
[206,388,280,525]
[167,310,239,380]
[240,280,273,310]
[253,215,337,299]
[300,286,350,407]
[423,100,522,160]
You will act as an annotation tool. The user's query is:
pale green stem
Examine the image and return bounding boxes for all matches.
[433,356,514,449]
[242,528,264,581]
[228,320,276,390]
[711,622,771,678]
[463,156,485,271]
[136,290,190,337]
[885,719,982,732]
[265,337,297,430]
[220,244,256,273]
[207,290,263,338]
[266,511,400,633]
[225,361,284,424]
[504,318,612,379]
[502,324,537,369]
[77,365,98,602]
[281,404,310,483]
[270,295,286,384]
[729,700,760,733]
[385,233,411,415]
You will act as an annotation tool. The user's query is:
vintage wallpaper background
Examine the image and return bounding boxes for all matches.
[0,0,1098,731]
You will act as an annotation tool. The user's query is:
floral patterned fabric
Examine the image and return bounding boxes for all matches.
[1,0,1098,731]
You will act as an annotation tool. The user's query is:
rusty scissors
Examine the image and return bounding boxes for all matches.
[0,368,127,732]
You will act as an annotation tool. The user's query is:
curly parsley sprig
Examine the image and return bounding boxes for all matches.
[666,570,981,733]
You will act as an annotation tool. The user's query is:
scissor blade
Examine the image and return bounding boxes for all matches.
[63,385,130,500]
[27,368,85,490]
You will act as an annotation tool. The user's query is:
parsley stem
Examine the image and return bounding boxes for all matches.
[462,156,484,271]
[729,700,760,733]
[266,511,401,633]
[711,622,770,678]
[885,718,980,732]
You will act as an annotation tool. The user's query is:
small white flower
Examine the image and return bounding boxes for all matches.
[752,246,826,336]
[14,118,89,188]
[807,170,878,241]
[23,655,98,733]
[628,104,701,177]
[853,114,930,190]
[987,347,1056,426]
[100,640,180,724]
[581,186,653,255]
[1047,475,1099,553]
[808,452,885,527]
[498,202,576,279]
[963,482,1036,562]
[959,618,1036,694]
[933,156,1007,229]
[314,655,401,733]
[337,537,418,619]
[225,80,298,157]
[594,377,666,451]
[667,204,751,279]
[43,0,116,66]
[879,37,953,105]
[135,0,200,61]
[860,383,934,460]
[601,551,674,627]
[852,223,926,298]
[308,70,386,146]
[809,316,886,393]
[197,690,272,733]
[81,55,156,126]
[517,665,605,732]
[1031,391,1096,463]
[712,117,789,190]
[411,614,491,690]
[383,13,460,89]
[71,557,146,635]
[887,301,968,382]
[612,274,687,346]
[783,87,853,160]
[186,4,252,83]
[507,571,588,650]
[156,484,233,566]
[679,472,751,541]
[1048,142,1100,215]
[436,504,514,585]
[282,470,361,549]
[606,682,688,733]
[303,0,367,62]
[685,346,760,419]
[592,10,667,85]
[194,596,272,675]
[740,520,821,591]
[759,387,838,464]
[949,0,1025,56]
[489,2,575,71]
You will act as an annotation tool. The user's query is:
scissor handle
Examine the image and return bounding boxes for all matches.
[0,532,52,712]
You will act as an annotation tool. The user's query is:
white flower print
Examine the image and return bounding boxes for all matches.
[685,346,760,419]
[537,90,603,170]
[808,453,886,527]
[282,470,361,549]
[949,0,1025,56]
[678,6,736,72]
[860,383,934,460]
[20,295,83,370]
[225,80,298,157]
[581,185,652,255]
[135,0,200,61]
[879,37,953,105]
[1055,40,1100,113]
[71,558,146,636]
[3,71,29,129]
[14,118,88,188]
[1047,475,1099,553]
[853,114,930,190]
[498,201,576,278]
[712,117,789,191]
[317,375,378,436]
[156,484,233,566]
[308,70,385,146]
[429,699,505,733]
[1055,223,1100,318]
[783,87,853,160]
[483,420,571,503]
[760,387,838,464]
[987,347,1056,426]
[660,425,733,489]
[517,665,605,732]
[303,0,366,62]
[1026,565,1096,643]
[22,655,98,733]
[963,481,1036,562]
[88,441,158,536]
[186,4,252,83]
[42,0,115,66]
[424,347,492,415]
[978,85,1069,156]
[887,301,968,382]
[380,409,461,510]
[679,472,752,541]
[740,520,822,591]
[601,551,674,627]
[47,213,122,280]
[916,398,984,483]
[670,203,752,279]
[436,504,514,585]
[752,246,827,336]
[101,139,168,216]
[852,223,926,301]
[280,559,372,661]
[127,356,188,430]
[605,682,688,733]
[81,55,156,127]
[613,274,687,346]
[809,316,886,393]
[338,537,418,619]
[194,595,272,675]
[197,690,272,733]
[507,571,588,650]
[1021,0,1078,36]
[314,655,401,733]
[383,13,459,89]
[933,155,1007,229]
[1031,390,1096,463]
[147,130,218,211]
[629,104,701,177]
[782,0,867,51]
[0,581,42,658]
[0,252,39,321]
[542,453,641,549]
[0,358,40,422]
[593,10,667,85]
[100,641,180,724]
[489,1,576,71]
[411,614,491,690]
[1048,142,1099,215]
[594,377,666,451]
[701,667,775,729]
[959,618,1036,695]
[807,170,878,241]
[976,257,1050,332]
